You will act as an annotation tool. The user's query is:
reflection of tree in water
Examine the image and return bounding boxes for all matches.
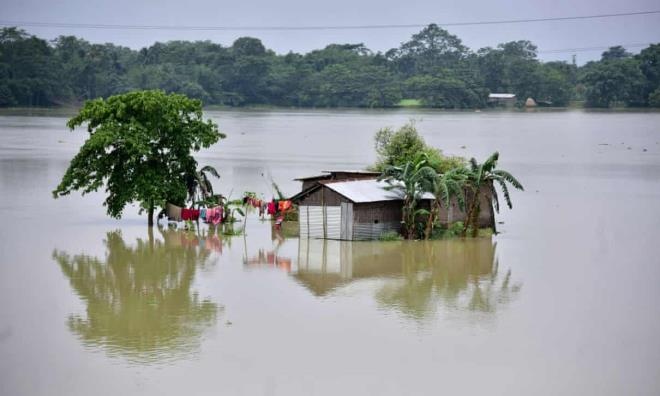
[375,240,521,321]
[53,228,221,363]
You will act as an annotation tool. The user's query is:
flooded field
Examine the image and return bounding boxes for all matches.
[1,108,660,395]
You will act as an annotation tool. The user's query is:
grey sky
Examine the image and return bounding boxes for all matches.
[3,0,660,63]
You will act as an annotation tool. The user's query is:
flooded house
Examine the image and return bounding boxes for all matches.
[291,171,496,240]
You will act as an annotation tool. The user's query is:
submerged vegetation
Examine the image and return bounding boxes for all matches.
[376,122,523,240]
[1,26,658,109]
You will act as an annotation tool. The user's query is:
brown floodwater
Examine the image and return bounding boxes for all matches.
[0,108,659,395]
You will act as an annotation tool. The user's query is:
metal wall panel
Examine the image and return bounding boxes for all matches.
[299,205,308,238]
[325,206,341,239]
[352,221,400,240]
[340,202,354,240]
[307,206,325,238]
[299,204,356,240]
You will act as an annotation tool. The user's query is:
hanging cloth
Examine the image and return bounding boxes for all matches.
[166,203,182,222]
[182,208,200,221]
[267,201,276,216]
[279,200,292,212]
[205,207,222,225]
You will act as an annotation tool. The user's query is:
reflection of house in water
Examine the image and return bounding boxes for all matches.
[52,229,221,363]
[295,238,520,319]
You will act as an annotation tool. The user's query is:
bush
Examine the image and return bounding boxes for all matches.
[379,231,403,241]
[431,221,464,239]
[372,121,465,173]
[649,88,660,107]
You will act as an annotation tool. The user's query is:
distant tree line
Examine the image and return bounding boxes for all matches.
[1,25,659,108]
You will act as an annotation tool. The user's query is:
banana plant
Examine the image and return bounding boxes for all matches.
[463,152,524,237]
[380,153,437,240]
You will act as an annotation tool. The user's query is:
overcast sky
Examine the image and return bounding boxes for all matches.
[3,0,660,63]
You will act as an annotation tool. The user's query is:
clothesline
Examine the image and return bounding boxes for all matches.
[165,195,294,225]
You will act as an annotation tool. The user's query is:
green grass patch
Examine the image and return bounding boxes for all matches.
[397,99,423,107]
[379,231,404,241]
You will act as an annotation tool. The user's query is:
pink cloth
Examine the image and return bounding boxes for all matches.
[205,207,223,225]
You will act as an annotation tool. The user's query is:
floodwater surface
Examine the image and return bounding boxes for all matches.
[0,109,659,395]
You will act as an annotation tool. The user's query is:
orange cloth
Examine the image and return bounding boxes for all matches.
[278,200,292,212]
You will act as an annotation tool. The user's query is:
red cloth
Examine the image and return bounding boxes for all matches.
[181,208,200,221]
[267,201,276,215]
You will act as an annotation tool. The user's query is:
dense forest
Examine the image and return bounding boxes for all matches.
[1,25,659,108]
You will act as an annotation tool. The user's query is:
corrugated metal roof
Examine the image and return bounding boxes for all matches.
[488,93,516,99]
[294,170,379,181]
[294,174,331,181]
[324,179,434,203]
[321,170,381,175]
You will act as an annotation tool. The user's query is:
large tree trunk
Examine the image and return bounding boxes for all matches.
[148,202,154,227]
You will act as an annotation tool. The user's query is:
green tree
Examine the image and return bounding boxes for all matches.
[537,62,575,105]
[463,152,523,236]
[649,88,660,107]
[307,63,400,107]
[380,154,437,240]
[580,58,645,107]
[0,27,62,106]
[52,90,223,226]
[373,121,464,173]
[391,24,468,76]
[637,44,660,105]
[424,167,469,239]
[404,74,485,108]
[601,46,631,61]
[2,25,658,110]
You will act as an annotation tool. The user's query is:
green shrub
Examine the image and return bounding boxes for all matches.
[372,121,465,173]
[649,88,660,107]
[379,231,403,241]
[431,221,464,239]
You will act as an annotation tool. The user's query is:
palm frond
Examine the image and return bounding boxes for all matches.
[414,208,430,217]
[492,170,524,191]
[436,182,450,207]
[489,182,500,213]
[496,179,513,209]
[204,179,214,196]
[475,164,484,187]
[482,151,499,171]
[200,165,220,179]
[454,185,466,211]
